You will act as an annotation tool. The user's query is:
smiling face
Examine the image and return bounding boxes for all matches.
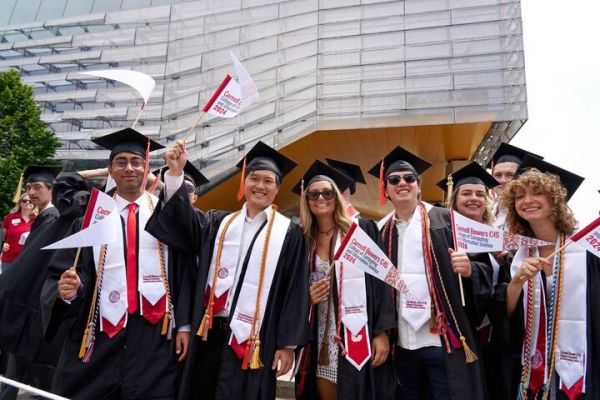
[384,171,420,210]
[244,170,279,212]
[306,181,336,218]
[454,183,488,222]
[108,152,146,197]
[19,195,35,214]
[514,184,553,225]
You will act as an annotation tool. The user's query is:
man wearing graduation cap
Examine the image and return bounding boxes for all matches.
[23,165,61,242]
[146,140,310,400]
[487,143,544,229]
[325,158,366,219]
[370,147,491,400]
[42,128,192,400]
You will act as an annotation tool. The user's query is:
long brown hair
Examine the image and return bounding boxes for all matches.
[500,169,577,237]
[300,180,353,247]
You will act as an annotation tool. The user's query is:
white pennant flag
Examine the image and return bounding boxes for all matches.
[229,52,259,111]
[201,74,243,118]
[333,223,411,296]
[451,210,553,253]
[569,216,600,259]
[80,70,155,107]
[42,188,121,250]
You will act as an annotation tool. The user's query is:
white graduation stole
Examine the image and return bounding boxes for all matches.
[228,206,291,346]
[335,226,371,370]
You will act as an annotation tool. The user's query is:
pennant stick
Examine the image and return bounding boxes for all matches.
[449,211,466,307]
[183,112,207,144]
[544,240,573,261]
[131,106,144,129]
[70,247,82,271]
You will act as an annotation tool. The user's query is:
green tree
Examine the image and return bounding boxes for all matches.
[0,69,60,216]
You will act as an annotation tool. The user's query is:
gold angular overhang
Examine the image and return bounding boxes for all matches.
[196,122,492,219]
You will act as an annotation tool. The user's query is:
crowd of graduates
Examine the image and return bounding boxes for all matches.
[0,128,597,400]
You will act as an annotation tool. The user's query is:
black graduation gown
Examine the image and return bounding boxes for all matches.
[295,218,397,400]
[40,212,193,400]
[145,184,311,400]
[26,206,59,244]
[380,206,491,400]
[499,253,600,400]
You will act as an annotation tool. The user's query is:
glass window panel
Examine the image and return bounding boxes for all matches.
[36,0,67,20]
[92,0,123,13]
[0,0,17,25]
[151,0,180,5]
[9,0,41,24]
[122,0,151,10]
[63,0,93,17]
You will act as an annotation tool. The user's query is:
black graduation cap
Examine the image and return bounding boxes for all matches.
[486,142,543,169]
[325,158,366,195]
[367,146,432,179]
[236,141,297,179]
[436,161,499,193]
[92,128,164,160]
[291,160,354,196]
[368,146,432,205]
[517,156,584,201]
[23,165,62,184]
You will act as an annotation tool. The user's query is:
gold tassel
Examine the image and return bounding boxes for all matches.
[12,173,24,204]
[196,313,209,340]
[249,339,263,369]
[445,175,454,208]
[459,335,478,364]
[78,329,89,359]
[161,313,169,335]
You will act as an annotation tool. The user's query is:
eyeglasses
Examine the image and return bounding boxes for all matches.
[306,190,335,201]
[386,174,417,185]
[20,199,32,204]
[111,158,145,170]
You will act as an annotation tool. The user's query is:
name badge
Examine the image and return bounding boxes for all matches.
[11,218,20,226]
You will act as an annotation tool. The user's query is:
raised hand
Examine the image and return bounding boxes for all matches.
[164,140,187,176]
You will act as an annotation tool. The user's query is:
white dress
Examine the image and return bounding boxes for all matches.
[315,255,338,384]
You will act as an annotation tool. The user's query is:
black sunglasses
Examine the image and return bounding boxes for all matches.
[306,190,335,201]
[386,174,418,185]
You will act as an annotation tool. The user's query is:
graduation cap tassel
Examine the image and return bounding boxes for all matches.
[148,167,163,193]
[445,175,454,207]
[12,172,24,204]
[249,339,264,369]
[241,339,252,370]
[378,160,386,205]
[78,328,90,358]
[140,139,151,193]
[197,312,210,341]
[298,178,305,227]
[160,312,169,335]
[236,156,247,201]
[459,335,478,364]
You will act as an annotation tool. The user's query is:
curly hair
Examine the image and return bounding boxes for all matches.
[448,184,495,225]
[300,180,353,247]
[500,169,577,237]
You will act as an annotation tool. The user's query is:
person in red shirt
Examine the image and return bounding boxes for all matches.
[1,194,36,271]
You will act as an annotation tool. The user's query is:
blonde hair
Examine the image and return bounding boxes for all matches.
[448,184,495,225]
[500,169,577,237]
[300,180,353,246]
[9,194,32,214]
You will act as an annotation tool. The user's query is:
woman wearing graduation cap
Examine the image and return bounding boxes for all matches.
[502,157,600,400]
[147,140,311,400]
[293,160,396,400]
[370,146,490,400]
[438,162,517,400]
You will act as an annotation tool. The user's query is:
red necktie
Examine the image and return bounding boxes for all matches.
[126,203,138,314]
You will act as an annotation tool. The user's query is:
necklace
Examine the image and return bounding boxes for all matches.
[318,225,335,235]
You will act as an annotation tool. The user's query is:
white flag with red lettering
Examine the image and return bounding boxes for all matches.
[570,216,600,259]
[42,188,121,250]
[230,52,259,111]
[450,210,553,253]
[201,74,243,118]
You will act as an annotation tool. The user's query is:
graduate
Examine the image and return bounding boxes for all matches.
[293,160,396,400]
[146,140,311,400]
[41,128,192,400]
[155,161,208,205]
[325,158,367,219]
[370,147,491,400]
[23,165,61,242]
[487,143,543,230]
[502,157,599,399]
[438,162,515,400]
[0,173,89,400]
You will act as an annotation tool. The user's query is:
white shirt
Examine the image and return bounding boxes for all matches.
[394,215,441,350]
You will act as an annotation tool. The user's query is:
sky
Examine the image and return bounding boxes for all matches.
[513,1,600,225]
